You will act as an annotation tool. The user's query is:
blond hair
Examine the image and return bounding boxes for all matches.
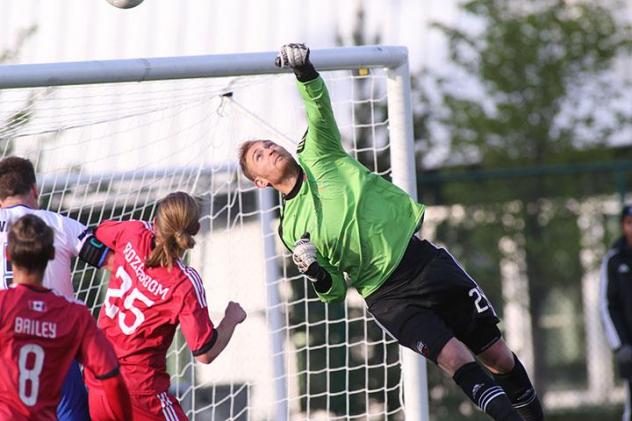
[146,192,201,270]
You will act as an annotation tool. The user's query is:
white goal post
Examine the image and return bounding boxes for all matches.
[0,46,428,421]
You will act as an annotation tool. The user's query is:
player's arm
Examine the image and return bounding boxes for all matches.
[64,217,110,268]
[177,272,247,365]
[275,43,345,157]
[194,302,247,365]
[601,255,631,349]
[601,255,632,374]
[78,311,132,421]
[93,371,133,421]
[293,234,347,303]
[94,220,137,250]
[77,228,110,268]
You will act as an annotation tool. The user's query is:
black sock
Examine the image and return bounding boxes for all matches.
[493,354,544,421]
[453,362,522,421]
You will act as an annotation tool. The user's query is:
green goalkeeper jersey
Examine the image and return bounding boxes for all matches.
[279,76,425,303]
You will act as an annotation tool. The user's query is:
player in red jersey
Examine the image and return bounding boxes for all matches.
[86,191,247,420]
[0,214,132,421]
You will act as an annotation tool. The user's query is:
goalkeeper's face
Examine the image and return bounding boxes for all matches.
[245,140,297,188]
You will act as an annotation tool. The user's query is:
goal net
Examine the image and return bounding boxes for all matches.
[0,47,421,420]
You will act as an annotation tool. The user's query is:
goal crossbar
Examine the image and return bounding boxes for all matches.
[0,46,407,89]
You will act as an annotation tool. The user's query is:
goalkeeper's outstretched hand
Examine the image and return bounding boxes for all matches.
[275,43,310,69]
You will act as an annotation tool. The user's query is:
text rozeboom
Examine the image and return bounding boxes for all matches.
[123,242,169,300]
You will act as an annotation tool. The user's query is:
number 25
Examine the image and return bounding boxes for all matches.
[104,266,154,335]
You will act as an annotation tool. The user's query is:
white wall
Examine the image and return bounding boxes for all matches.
[0,0,460,71]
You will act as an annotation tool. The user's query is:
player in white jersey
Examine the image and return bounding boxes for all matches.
[0,157,111,421]
[0,205,102,296]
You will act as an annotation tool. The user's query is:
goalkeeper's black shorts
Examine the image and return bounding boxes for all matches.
[366,236,501,364]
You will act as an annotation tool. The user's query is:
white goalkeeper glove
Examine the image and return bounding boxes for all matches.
[292,233,334,293]
[275,43,310,69]
[292,233,318,274]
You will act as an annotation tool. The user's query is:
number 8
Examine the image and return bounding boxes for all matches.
[18,344,44,406]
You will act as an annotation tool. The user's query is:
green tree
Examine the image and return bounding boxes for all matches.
[421,0,632,395]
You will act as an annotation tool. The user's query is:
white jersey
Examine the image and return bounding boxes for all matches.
[0,204,88,298]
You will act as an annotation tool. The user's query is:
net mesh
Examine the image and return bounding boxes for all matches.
[0,68,405,420]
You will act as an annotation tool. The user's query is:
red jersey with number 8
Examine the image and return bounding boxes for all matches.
[92,220,216,395]
[0,284,119,420]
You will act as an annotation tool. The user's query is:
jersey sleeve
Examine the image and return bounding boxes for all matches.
[0,291,6,326]
[95,220,144,250]
[62,217,92,257]
[177,269,217,356]
[76,307,120,379]
[312,254,347,303]
[296,76,346,160]
[601,253,630,349]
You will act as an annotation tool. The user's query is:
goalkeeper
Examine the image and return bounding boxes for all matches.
[239,43,543,421]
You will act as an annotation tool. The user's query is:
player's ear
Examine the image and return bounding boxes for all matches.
[5,250,10,262]
[254,177,270,189]
[31,185,39,200]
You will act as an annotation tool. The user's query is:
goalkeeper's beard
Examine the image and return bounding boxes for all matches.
[272,155,301,188]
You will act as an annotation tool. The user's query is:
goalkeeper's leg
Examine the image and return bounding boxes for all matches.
[367,303,521,420]
[477,339,544,421]
[366,238,522,420]
[438,338,522,421]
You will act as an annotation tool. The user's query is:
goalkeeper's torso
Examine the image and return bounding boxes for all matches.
[281,75,425,299]
[281,152,425,298]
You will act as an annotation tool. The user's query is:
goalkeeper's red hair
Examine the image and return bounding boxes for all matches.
[146,192,201,270]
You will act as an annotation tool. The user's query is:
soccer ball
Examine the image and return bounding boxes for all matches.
[106,0,144,9]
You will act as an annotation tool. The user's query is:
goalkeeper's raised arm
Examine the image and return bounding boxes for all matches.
[275,43,344,158]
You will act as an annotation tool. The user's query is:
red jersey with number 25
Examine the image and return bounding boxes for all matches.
[94,220,216,395]
[0,284,119,421]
